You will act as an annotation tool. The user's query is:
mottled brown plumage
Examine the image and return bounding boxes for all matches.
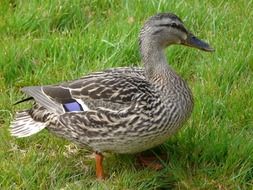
[11,13,214,178]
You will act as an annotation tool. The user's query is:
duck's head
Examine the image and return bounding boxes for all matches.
[140,13,214,52]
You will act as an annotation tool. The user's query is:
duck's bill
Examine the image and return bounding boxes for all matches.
[182,34,215,52]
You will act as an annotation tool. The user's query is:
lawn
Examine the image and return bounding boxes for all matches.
[0,0,253,189]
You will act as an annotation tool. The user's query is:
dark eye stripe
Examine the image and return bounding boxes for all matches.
[158,23,175,27]
[157,23,188,34]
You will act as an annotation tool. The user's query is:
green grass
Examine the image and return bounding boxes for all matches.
[0,0,253,189]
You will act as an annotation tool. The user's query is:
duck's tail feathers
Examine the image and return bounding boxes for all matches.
[10,111,46,138]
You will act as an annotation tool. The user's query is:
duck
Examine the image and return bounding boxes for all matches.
[11,13,214,179]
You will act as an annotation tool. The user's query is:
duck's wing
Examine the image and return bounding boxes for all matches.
[13,68,161,141]
[21,67,155,115]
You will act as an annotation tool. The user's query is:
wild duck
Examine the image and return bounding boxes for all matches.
[11,13,214,179]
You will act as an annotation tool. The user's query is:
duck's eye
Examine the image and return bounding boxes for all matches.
[171,23,177,27]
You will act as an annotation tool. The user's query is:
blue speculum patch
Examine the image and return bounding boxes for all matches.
[63,101,83,112]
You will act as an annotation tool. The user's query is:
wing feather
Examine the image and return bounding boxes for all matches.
[22,86,64,114]
[20,67,153,114]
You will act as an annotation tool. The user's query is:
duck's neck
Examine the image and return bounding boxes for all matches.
[140,39,194,118]
[140,40,178,85]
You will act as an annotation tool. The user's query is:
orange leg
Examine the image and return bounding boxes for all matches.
[95,152,104,180]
